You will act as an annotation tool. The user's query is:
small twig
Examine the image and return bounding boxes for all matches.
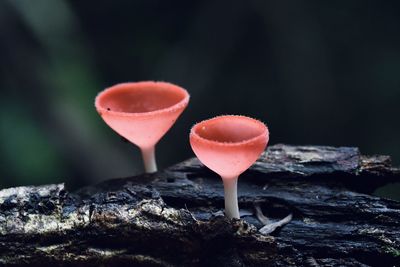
[259,213,293,235]
[254,203,270,225]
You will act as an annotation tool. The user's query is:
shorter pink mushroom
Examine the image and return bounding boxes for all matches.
[190,115,269,219]
[95,81,189,173]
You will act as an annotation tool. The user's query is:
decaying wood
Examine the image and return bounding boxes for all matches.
[1,144,399,266]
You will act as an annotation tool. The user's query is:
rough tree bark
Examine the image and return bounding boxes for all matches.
[1,145,399,266]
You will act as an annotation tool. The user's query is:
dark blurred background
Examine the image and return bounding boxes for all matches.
[0,1,399,199]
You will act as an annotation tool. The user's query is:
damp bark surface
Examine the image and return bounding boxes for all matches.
[1,144,399,266]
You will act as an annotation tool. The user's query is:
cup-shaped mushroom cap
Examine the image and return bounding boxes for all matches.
[190,115,269,179]
[95,81,189,148]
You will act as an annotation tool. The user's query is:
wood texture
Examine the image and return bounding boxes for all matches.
[1,145,399,266]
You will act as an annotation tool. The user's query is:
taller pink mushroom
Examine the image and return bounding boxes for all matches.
[95,81,189,173]
[190,115,269,219]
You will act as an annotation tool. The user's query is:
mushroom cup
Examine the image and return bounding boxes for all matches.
[95,81,189,173]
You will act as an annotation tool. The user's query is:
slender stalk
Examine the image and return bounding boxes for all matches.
[141,146,157,173]
[222,176,240,219]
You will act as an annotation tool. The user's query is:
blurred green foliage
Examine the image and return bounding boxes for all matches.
[0,101,64,186]
[0,0,399,199]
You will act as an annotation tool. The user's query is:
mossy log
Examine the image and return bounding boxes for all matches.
[1,145,399,266]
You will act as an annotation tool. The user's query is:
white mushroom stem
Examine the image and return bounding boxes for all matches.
[141,146,157,173]
[222,176,240,219]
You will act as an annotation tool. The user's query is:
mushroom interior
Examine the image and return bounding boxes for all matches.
[99,83,187,113]
[194,117,265,143]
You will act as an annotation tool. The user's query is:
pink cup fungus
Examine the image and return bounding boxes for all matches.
[95,81,190,173]
[190,115,269,219]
